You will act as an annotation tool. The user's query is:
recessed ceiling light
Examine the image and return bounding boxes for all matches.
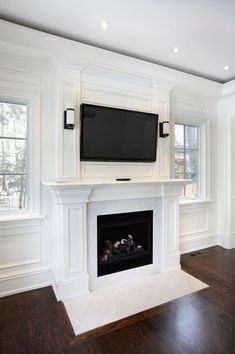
[101,21,108,29]
[223,65,230,71]
[172,47,180,54]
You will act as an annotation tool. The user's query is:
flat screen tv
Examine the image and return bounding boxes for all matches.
[80,104,158,162]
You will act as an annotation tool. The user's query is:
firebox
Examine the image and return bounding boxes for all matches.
[97,210,153,276]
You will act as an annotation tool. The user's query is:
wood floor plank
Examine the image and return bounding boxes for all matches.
[0,246,234,353]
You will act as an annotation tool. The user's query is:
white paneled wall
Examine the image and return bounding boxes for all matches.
[0,217,51,296]
[0,19,233,298]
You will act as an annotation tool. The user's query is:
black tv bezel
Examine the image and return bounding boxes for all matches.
[80,103,158,163]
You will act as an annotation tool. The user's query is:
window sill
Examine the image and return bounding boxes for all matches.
[0,214,45,228]
[179,199,212,206]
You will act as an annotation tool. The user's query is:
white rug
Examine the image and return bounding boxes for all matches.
[64,269,208,335]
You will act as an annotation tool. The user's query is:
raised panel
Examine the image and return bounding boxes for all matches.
[166,198,178,252]
[179,209,208,237]
[158,99,170,177]
[82,84,153,113]
[81,162,154,180]
[60,79,78,179]
[67,205,85,274]
[81,66,153,95]
[0,231,40,270]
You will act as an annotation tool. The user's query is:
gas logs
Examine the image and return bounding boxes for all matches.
[100,234,144,261]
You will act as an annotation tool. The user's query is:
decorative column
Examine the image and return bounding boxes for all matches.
[48,184,95,299]
[217,83,235,249]
[161,183,182,271]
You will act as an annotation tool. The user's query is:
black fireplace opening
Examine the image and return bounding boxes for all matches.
[97,210,153,277]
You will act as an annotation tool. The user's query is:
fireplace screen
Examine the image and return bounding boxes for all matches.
[97,210,153,276]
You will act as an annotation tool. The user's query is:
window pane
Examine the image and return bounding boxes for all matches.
[185,125,198,149]
[174,123,200,198]
[185,180,198,197]
[175,124,184,148]
[0,139,27,173]
[175,150,185,179]
[0,174,27,209]
[0,102,27,138]
[0,101,28,210]
[185,149,199,178]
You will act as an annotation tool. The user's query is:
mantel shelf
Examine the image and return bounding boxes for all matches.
[42,178,189,188]
[42,179,190,204]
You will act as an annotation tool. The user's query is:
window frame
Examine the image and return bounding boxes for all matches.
[0,87,41,218]
[173,120,210,202]
[174,123,200,198]
[0,100,29,211]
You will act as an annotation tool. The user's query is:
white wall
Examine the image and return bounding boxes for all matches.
[0,19,230,297]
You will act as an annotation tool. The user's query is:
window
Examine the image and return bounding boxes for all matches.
[174,124,200,198]
[0,102,28,210]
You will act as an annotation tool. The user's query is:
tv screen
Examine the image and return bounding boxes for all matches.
[80,104,158,162]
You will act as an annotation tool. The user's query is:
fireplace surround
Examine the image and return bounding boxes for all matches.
[44,179,188,299]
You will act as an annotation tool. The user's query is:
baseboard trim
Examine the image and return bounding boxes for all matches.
[0,267,53,297]
[218,233,235,249]
[179,233,217,254]
[53,275,90,300]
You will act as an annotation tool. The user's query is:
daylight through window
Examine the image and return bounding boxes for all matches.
[0,102,28,210]
[174,124,199,198]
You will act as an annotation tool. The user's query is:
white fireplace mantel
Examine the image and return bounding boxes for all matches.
[44,179,187,202]
[43,179,188,299]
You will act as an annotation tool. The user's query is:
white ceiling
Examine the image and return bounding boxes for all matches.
[0,0,234,83]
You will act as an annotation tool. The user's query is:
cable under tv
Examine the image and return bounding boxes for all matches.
[115,178,131,181]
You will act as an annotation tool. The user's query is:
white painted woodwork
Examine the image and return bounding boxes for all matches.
[0,19,232,299]
[217,84,235,249]
[179,201,217,253]
[231,118,235,243]
[44,179,187,298]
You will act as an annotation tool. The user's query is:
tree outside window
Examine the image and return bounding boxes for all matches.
[174,124,199,198]
[0,102,28,209]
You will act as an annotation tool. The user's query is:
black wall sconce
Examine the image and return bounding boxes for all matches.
[64,108,75,129]
[159,121,170,138]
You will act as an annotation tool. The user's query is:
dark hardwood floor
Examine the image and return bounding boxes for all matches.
[0,246,234,354]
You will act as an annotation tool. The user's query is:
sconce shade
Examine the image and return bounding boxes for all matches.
[160,121,170,138]
[64,108,75,129]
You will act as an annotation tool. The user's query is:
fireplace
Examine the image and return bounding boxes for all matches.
[97,210,153,276]
[45,179,185,298]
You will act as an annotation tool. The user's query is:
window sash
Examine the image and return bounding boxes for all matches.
[0,101,29,210]
[0,136,27,141]
[0,173,27,176]
[174,123,200,198]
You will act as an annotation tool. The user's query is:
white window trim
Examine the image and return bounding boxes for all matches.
[0,84,41,219]
[173,120,210,204]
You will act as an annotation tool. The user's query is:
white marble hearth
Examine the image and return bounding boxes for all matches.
[64,269,208,335]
